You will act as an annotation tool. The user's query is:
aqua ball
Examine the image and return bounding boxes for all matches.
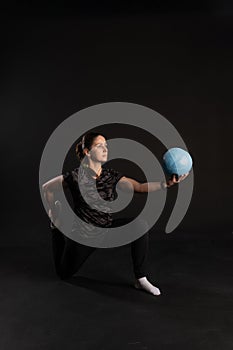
[163,148,193,176]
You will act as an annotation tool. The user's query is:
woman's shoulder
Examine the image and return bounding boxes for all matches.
[102,167,124,182]
[63,165,85,181]
[102,166,117,175]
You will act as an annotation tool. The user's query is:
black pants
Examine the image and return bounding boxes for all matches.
[51,217,149,280]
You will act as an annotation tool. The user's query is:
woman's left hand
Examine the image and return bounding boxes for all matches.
[166,173,189,188]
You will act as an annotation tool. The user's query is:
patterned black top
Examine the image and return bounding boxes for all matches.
[63,164,124,236]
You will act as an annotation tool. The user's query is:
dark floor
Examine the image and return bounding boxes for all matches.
[0,234,233,350]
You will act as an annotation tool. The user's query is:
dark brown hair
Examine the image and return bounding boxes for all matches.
[75,132,106,162]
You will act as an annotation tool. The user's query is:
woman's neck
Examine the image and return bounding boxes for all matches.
[86,161,102,178]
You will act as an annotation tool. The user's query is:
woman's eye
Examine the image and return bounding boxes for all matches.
[96,144,108,148]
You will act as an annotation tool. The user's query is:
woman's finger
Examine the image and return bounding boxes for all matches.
[178,173,189,182]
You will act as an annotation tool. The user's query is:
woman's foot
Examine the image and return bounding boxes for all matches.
[134,276,161,296]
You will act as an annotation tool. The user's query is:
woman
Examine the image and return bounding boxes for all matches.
[42,132,188,296]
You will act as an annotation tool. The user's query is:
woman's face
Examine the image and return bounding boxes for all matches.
[88,135,108,163]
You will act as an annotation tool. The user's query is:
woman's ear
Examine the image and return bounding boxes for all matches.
[84,148,90,157]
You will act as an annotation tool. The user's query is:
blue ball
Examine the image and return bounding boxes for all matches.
[163,148,192,176]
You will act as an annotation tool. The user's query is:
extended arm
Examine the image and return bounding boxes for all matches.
[117,174,188,193]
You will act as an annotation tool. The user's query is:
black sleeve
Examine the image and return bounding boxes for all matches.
[62,170,75,191]
[111,168,125,186]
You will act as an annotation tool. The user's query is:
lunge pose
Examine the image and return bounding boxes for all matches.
[42,132,188,296]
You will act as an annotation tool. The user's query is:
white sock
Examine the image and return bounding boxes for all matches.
[135,277,161,296]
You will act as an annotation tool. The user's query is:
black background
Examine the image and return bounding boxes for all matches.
[1,1,232,246]
[1,3,233,350]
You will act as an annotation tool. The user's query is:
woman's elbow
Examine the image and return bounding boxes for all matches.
[42,183,47,192]
[42,175,64,193]
[42,182,52,193]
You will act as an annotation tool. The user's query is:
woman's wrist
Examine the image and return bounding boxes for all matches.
[161,179,175,190]
[160,181,168,190]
